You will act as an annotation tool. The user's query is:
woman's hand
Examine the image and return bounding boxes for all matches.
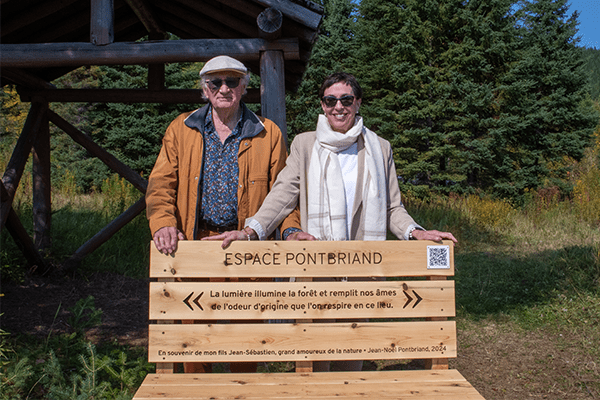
[411,229,458,244]
[202,227,257,249]
[286,231,317,241]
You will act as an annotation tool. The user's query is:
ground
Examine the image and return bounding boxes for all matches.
[1,273,598,399]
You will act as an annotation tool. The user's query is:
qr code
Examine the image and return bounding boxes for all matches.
[427,245,450,269]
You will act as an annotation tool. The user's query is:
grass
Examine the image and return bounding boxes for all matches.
[1,140,600,398]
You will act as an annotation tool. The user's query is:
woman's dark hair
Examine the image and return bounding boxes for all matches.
[318,72,363,100]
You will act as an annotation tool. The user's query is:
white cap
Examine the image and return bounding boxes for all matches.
[199,56,248,77]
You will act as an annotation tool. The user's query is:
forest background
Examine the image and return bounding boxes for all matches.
[1,0,600,399]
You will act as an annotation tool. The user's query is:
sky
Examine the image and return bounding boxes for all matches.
[567,0,600,48]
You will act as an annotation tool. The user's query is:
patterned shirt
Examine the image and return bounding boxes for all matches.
[200,106,244,227]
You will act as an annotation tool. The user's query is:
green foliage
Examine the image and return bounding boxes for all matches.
[349,0,598,202]
[0,298,151,399]
[582,47,600,100]
[67,296,103,334]
[286,0,358,137]
[85,62,203,187]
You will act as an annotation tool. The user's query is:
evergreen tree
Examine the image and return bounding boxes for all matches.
[582,47,600,100]
[495,0,597,199]
[351,0,597,200]
[83,63,202,191]
[286,0,358,138]
[354,0,518,196]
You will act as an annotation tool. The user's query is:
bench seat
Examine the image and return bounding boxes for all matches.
[133,241,485,400]
[135,370,483,399]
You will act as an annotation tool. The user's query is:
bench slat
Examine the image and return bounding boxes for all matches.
[133,370,484,399]
[149,280,455,320]
[150,240,454,278]
[148,321,456,363]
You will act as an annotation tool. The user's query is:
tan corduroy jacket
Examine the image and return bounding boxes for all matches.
[146,103,300,240]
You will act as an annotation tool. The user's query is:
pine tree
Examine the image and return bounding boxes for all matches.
[83,63,201,191]
[353,0,519,195]
[494,0,598,200]
[286,0,358,138]
[351,0,598,200]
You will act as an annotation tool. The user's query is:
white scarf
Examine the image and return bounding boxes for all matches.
[307,115,387,241]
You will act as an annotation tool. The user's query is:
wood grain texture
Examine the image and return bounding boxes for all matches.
[148,321,456,363]
[149,240,454,278]
[133,370,485,399]
[149,280,455,320]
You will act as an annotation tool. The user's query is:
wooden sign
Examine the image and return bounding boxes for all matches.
[149,240,454,278]
[149,280,455,320]
[148,321,456,363]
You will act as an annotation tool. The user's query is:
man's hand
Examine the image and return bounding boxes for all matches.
[411,229,458,244]
[286,231,317,241]
[153,226,185,255]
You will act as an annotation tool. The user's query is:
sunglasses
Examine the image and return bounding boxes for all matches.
[206,77,241,91]
[321,95,355,108]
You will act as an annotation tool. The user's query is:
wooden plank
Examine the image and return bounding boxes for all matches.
[149,240,455,278]
[133,370,485,399]
[149,280,455,320]
[148,321,456,363]
[0,38,300,68]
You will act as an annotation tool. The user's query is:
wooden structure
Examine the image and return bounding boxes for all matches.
[133,240,485,399]
[0,0,323,271]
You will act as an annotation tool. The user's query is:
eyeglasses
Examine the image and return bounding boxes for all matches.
[321,95,355,108]
[206,77,241,91]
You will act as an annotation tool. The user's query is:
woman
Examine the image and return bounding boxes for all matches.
[207,72,457,245]
[204,72,457,372]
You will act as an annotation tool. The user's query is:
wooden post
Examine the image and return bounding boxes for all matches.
[260,50,287,143]
[1,102,45,229]
[148,33,165,91]
[258,7,287,144]
[90,0,114,45]
[1,182,46,270]
[32,102,52,254]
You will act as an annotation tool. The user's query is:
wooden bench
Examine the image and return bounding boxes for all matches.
[133,240,485,399]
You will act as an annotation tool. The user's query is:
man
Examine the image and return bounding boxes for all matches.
[145,55,300,372]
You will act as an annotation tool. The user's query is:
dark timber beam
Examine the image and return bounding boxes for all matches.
[1,182,47,271]
[254,0,322,30]
[1,102,46,229]
[63,197,147,272]
[91,0,115,45]
[47,110,148,194]
[18,88,261,104]
[124,0,166,36]
[258,8,287,141]
[0,38,300,68]
[1,68,56,90]
[32,106,52,253]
